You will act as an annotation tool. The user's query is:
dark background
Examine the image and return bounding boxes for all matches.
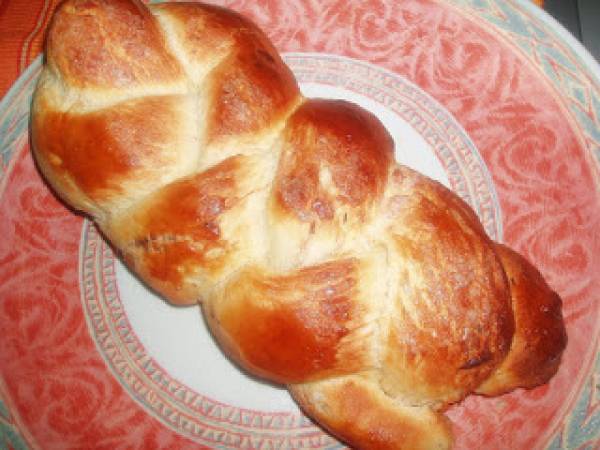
[546,0,600,62]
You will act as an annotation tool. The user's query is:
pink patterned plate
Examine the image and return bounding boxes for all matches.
[1,1,599,449]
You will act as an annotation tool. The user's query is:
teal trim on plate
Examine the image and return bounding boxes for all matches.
[0,397,29,450]
[0,57,41,182]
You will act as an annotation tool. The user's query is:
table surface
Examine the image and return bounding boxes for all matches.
[545,0,600,62]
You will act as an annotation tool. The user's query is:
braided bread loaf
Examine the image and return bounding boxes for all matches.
[31,1,567,448]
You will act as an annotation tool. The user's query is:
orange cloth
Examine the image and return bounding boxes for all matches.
[0,0,544,100]
[0,0,61,98]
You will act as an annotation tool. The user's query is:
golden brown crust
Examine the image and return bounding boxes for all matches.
[208,260,362,384]
[274,99,394,223]
[476,244,567,395]
[206,35,299,142]
[31,1,567,448]
[31,95,194,210]
[290,375,453,450]
[47,0,182,88]
[151,2,243,63]
[152,1,301,143]
[105,155,253,304]
[379,169,514,407]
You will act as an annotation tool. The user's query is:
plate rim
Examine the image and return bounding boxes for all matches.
[0,0,598,448]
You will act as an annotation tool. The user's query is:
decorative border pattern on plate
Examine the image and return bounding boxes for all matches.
[0,396,29,450]
[0,59,40,196]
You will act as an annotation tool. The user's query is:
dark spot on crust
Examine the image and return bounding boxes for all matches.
[460,351,493,370]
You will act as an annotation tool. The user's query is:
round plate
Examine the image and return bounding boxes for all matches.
[1,1,599,449]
